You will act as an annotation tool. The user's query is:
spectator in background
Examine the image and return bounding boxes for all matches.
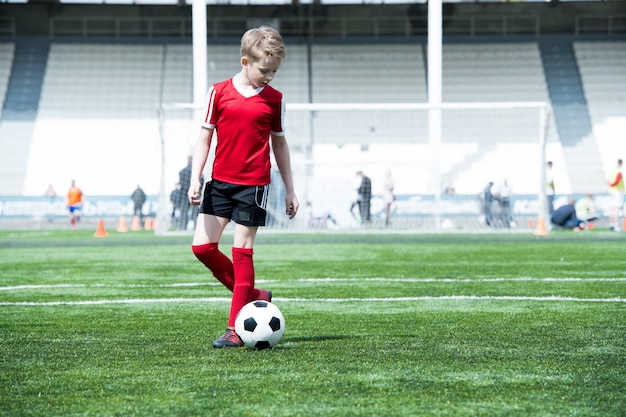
[66,179,83,230]
[383,169,395,227]
[607,158,624,232]
[307,201,338,229]
[551,197,584,231]
[546,161,555,216]
[575,193,598,227]
[349,173,361,222]
[170,182,182,224]
[496,179,513,227]
[178,156,203,230]
[356,170,372,227]
[479,181,495,227]
[131,184,147,222]
[45,184,57,202]
[44,184,58,223]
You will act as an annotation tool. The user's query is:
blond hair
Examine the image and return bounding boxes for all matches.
[240,26,285,66]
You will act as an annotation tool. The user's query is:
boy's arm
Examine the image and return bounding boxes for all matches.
[188,127,213,206]
[271,134,299,219]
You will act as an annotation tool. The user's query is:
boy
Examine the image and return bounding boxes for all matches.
[187,26,299,348]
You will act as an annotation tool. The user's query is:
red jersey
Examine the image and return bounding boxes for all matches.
[202,79,285,186]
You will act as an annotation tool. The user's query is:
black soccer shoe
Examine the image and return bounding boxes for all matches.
[212,328,244,348]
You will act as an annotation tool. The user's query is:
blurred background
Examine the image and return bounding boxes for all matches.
[0,0,624,231]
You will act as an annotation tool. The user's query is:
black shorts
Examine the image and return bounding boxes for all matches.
[199,180,269,226]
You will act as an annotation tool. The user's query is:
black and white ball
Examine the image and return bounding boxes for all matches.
[235,300,285,350]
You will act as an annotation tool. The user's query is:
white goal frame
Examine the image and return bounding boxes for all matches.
[156,101,551,234]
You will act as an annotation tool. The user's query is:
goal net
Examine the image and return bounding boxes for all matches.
[156,101,552,234]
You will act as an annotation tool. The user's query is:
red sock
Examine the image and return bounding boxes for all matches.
[228,247,255,327]
[191,243,234,291]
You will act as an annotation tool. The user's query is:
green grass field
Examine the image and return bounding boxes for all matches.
[1,229,625,416]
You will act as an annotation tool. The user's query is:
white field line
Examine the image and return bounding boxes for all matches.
[1,278,624,306]
[0,295,624,306]
[1,277,625,292]
[296,277,626,283]
[0,281,270,291]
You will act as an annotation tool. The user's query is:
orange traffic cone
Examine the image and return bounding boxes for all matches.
[130,215,141,231]
[533,217,549,236]
[144,217,153,231]
[622,217,626,232]
[527,219,533,229]
[94,219,109,238]
[116,216,128,233]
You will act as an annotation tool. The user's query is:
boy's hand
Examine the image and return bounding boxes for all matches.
[285,194,299,219]
[188,182,202,206]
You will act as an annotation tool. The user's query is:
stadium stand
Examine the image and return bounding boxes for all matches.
[0,40,45,195]
[440,42,559,194]
[540,39,605,194]
[40,43,163,118]
[158,42,308,103]
[160,44,193,105]
[2,40,48,118]
[443,43,548,103]
[311,43,426,103]
[22,41,310,195]
[574,41,626,178]
[269,43,310,103]
[0,43,14,115]
[29,43,166,195]
[0,36,621,198]
[304,43,427,150]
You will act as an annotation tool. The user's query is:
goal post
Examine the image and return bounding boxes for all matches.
[156,101,552,233]
[155,102,202,236]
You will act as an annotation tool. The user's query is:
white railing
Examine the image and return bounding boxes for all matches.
[48,14,541,39]
[0,16,16,37]
[575,14,626,35]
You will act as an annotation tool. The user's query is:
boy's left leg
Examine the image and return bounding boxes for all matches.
[212,247,255,348]
[228,247,255,328]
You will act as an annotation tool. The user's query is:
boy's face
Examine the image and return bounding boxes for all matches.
[242,56,281,89]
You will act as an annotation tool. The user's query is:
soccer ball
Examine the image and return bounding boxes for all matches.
[234,300,285,350]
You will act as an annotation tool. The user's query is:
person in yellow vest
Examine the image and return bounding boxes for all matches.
[66,179,83,230]
[607,159,624,232]
[575,193,598,228]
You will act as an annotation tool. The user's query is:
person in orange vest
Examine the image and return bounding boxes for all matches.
[66,179,83,230]
[607,159,624,232]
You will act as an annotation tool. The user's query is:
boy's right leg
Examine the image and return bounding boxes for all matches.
[191,215,271,298]
[192,214,232,288]
[190,244,271,301]
[192,243,234,291]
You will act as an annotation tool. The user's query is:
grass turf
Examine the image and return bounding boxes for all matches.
[1,229,625,416]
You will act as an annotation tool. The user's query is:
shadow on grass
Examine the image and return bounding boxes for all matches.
[269,335,355,350]
[285,335,352,343]
[232,336,352,351]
